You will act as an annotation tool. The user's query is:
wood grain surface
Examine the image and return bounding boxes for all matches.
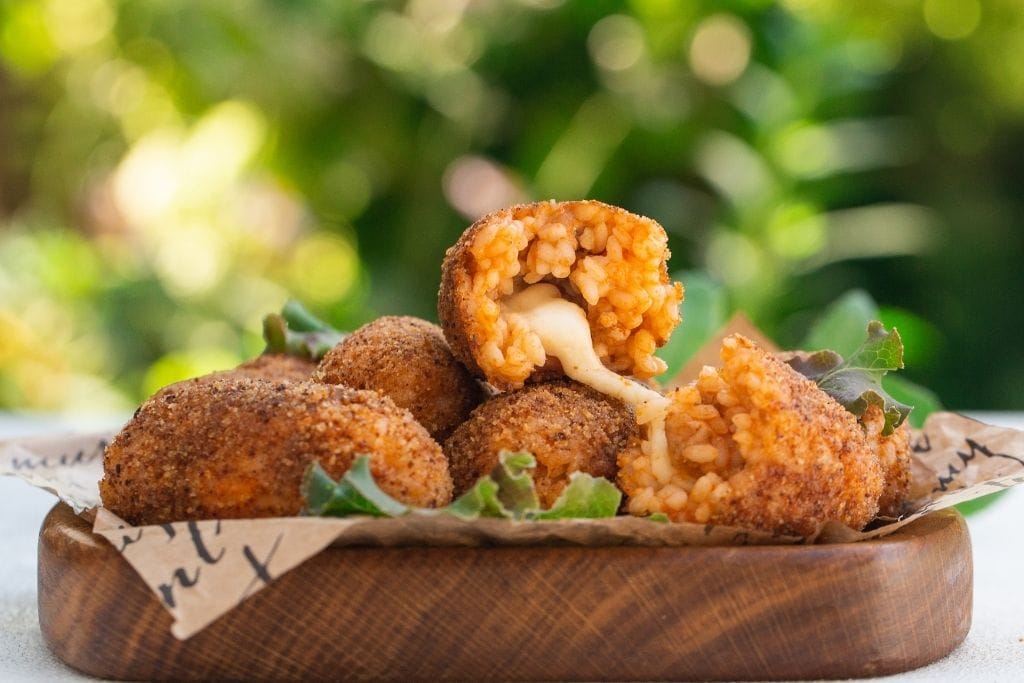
[38,502,972,682]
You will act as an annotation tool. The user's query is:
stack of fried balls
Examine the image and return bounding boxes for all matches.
[101,200,910,536]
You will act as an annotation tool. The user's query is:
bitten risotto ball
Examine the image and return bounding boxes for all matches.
[438,200,683,389]
[100,378,453,524]
[617,335,907,536]
[313,316,485,441]
[444,380,639,508]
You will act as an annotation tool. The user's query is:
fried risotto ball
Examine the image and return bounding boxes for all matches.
[100,378,452,524]
[618,335,900,536]
[444,380,638,508]
[312,316,485,442]
[438,200,683,390]
[775,351,913,520]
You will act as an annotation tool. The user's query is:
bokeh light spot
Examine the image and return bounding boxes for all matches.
[321,161,373,219]
[730,65,798,126]
[766,203,826,261]
[706,232,763,287]
[113,133,182,225]
[695,132,771,205]
[182,101,267,202]
[689,14,751,86]
[364,12,419,71]
[45,0,114,54]
[409,0,469,34]
[288,233,359,305]
[923,0,981,41]
[0,3,58,75]
[443,155,524,220]
[154,223,227,297]
[844,36,903,75]
[236,179,306,248]
[588,15,646,72]
[427,70,486,122]
[774,123,836,178]
[108,64,148,116]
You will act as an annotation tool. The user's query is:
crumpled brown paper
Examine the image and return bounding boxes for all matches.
[0,431,106,512]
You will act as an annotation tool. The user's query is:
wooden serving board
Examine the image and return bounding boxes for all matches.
[38,502,971,681]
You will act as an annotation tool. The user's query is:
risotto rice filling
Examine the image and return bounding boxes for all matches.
[463,201,682,388]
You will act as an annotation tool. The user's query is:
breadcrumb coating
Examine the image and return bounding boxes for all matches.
[864,403,912,517]
[100,378,452,524]
[438,200,683,390]
[444,380,638,508]
[313,316,485,441]
[233,353,317,383]
[618,334,898,536]
[151,353,316,390]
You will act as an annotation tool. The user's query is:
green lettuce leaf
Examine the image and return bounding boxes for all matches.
[263,299,346,361]
[488,451,542,518]
[302,458,409,517]
[534,471,621,520]
[787,321,912,435]
[445,476,505,520]
[799,289,942,427]
[447,451,540,520]
[303,450,620,521]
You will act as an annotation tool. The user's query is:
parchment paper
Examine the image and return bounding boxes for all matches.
[0,431,106,512]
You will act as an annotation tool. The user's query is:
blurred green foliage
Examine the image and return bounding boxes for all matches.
[2,0,1023,412]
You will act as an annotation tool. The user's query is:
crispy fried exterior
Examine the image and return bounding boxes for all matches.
[312,316,484,442]
[100,378,452,524]
[444,380,638,508]
[234,353,317,382]
[438,200,683,390]
[864,404,912,517]
[151,354,316,391]
[775,351,913,518]
[618,335,886,536]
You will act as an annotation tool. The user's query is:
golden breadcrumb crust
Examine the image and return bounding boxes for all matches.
[313,316,484,442]
[100,378,452,524]
[444,380,638,508]
[234,353,317,382]
[865,404,912,517]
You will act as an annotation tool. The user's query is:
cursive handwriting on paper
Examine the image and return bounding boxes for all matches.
[933,437,1024,493]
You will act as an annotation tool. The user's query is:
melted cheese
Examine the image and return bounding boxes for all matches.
[502,283,673,483]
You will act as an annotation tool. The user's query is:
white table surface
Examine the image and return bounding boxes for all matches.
[1,412,1022,683]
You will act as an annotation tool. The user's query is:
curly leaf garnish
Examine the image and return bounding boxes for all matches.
[534,471,622,520]
[303,451,621,521]
[786,321,912,435]
[302,458,409,517]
